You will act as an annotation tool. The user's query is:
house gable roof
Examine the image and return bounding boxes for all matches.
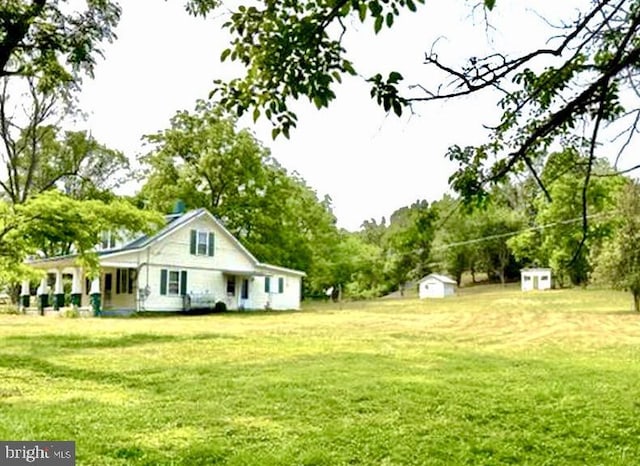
[27,208,306,276]
[103,209,306,276]
[102,208,260,265]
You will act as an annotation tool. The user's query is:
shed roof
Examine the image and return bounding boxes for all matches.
[418,273,457,285]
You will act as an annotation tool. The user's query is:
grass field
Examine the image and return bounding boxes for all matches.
[1,287,639,465]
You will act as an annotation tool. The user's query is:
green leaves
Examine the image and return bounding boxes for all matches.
[0,0,121,88]
[368,71,407,116]
[0,191,162,280]
[211,0,423,137]
[374,15,384,33]
[139,100,340,295]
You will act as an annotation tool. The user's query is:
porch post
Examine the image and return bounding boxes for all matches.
[20,280,30,311]
[37,277,48,316]
[70,268,82,307]
[53,269,64,311]
[89,276,101,316]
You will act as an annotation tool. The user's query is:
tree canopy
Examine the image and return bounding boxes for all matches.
[0,0,121,90]
[139,100,339,294]
[204,0,640,208]
[0,190,163,283]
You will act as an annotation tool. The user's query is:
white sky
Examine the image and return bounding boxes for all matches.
[78,1,590,231]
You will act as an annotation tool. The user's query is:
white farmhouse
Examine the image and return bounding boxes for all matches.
[520,268,552,291]
[418,274,456,299]
[23,208,305,313]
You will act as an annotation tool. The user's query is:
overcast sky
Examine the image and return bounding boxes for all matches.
[77,1,589,231]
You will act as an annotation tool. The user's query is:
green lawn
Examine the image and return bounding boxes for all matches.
[1,288,639,465]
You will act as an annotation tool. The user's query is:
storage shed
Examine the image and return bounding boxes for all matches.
[418,274,456,299]
[520,268,552,291]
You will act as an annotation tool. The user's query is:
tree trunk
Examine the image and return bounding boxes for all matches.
[634,291,640,312]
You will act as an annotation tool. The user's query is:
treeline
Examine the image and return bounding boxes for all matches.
[329,147,638,303]
[135,101,638,301]
[1,81,637,306]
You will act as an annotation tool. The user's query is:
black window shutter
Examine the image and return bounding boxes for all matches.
[180,270,188,296]
[160,269,168,295]
[85,278,90,295]
[116,269,121,294]
[208,232,215,256]
[264,277,270,293]
[278,277,284,293]
[190,230,197,255]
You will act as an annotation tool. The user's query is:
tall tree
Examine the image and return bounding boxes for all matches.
[592,181,640,311]
[384,200,438,294]
[473,201,523,285]
[0,77,129,204]
[140,100,340,293]
[198,0,640,216]
[432,196,476,286]
[508,150,624,286]
[0,1,121,88]
[0,190,163,283]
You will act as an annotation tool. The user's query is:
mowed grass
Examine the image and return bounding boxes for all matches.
[1,287,640,465]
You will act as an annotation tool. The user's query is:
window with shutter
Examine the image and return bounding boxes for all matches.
[191,229,215,256]
[197,231,207,255]
[168,271,180,295]
[161,269,185,296]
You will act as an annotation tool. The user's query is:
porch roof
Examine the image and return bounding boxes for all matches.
[220,269,265,277]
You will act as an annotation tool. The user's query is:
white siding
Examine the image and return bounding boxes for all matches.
[107,212,303,311]
[419,279,455,299]
[521,269,552,291]
[251,274,302,310]
[147,216,256,271]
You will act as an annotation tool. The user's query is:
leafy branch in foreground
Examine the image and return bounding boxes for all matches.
[203,0,640,206]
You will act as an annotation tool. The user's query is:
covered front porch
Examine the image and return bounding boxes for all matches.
[24,256,140,316]
[221,270,265,311]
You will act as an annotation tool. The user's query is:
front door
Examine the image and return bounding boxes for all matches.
[104,273,113,306]
[239,278,249,308]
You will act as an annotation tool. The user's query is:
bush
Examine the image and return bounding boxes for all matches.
[59,307,80,318]
[0,305,21,315]
[214,301,227,313]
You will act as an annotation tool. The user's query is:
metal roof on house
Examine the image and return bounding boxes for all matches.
[118,208,206,251]
[26,208,306,276]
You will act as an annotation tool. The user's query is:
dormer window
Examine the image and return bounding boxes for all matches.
[100,231,117,250]
[190,229,214,256]
[197,231,207,255]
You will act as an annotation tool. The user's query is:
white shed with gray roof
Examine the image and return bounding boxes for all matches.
[418,274,456,299]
